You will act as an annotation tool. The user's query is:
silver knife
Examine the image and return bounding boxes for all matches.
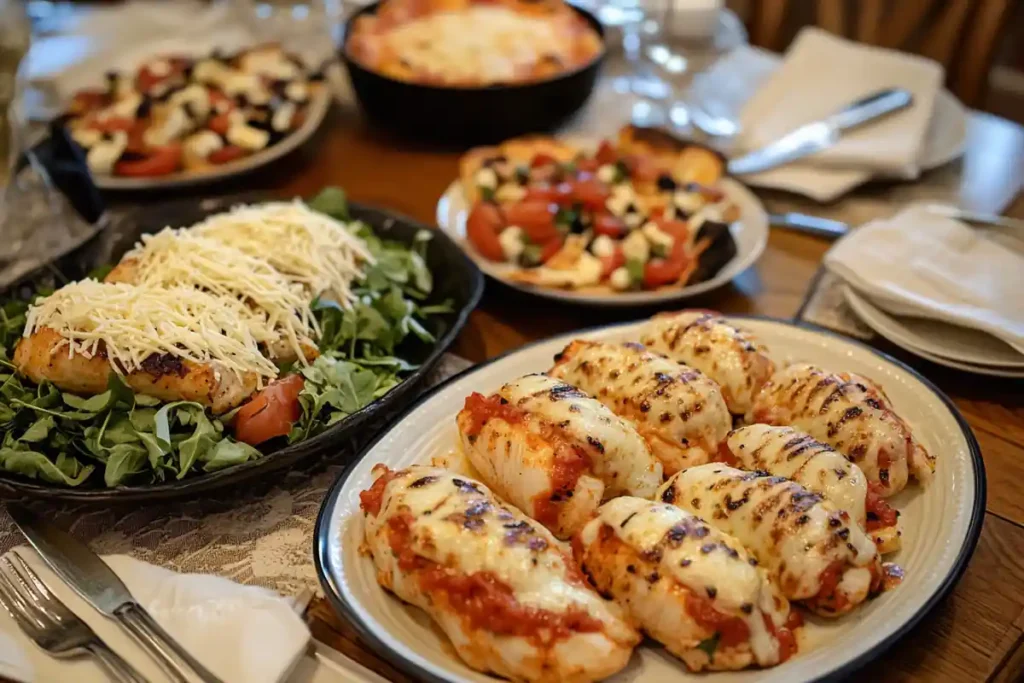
[727,87,914,175]
[769,213,849,239]
[7,504,224,683]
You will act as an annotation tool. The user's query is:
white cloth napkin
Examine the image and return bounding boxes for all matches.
[736,28,945,199]
[824,205,1024,355]
[0,548,310,683]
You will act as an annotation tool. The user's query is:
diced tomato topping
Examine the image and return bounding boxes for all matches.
[864,482,899,531]
[208,88,233,110]
[643,257,687,289]
[595,140,617,164]
[593,214,626,238]
[208,145,247,165]
[575,157,600,173]
[460,392,526,436]
[532,441,592,527]
[113,144,183,177]
[568,178,610,212]
[763,613,799,663]
[233,374,305,446]
[504,201,559,243]
[465,202,506,262]
[654,217,690,242]
[530,152,558,168]
[523,183,572,205]
[599,247,625,278]
[359,466,400,517]
[810,560,850,613]
[208,112,234,136]
[88,117,136,134]
[685,592,750,648]
[715,441,740,466]
[539,239,563,264]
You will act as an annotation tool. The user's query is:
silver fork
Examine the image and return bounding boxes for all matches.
[0,552,146,682]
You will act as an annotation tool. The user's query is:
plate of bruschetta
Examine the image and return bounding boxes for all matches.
[435,126,769,305]
[315,311,984,682]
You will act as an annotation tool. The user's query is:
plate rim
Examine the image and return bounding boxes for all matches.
[313,315,987,683]
[91,88,331,191]
[435,175,769,307]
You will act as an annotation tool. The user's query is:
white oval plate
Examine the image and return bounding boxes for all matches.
[93,89,330,191]
[435,178,768,306]
[315,317,985,683]
[844,288,1024,378]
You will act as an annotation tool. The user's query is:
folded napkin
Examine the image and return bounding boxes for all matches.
[738,28,945,199]
[824,205,1024,355]
[0,548,310,683]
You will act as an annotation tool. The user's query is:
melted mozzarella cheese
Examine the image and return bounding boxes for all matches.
[24,281,279,380]
[498,374,663,498]
[639,311,775,415]
[725,424,868,525]
[580,497,785,666]
[550,340,731,475]
[658,464,878,601]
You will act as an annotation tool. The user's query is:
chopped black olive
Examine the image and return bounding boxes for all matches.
[309,69,326,82]
[656,173,677,191]
[624,202,639,215]
[514,165,530,185]
[136,96,153,119]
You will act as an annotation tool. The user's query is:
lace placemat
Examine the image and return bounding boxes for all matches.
[0,354,473,597]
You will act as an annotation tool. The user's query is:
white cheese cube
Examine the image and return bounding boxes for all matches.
[641,221,674,251]
[688,205,725,234]
[623,213,644,230]
[575,252,603,285]
[475,167,498,190]
[498,226,525,261]
[193,59,229,85]
[86,131,128,174]
[170,84,211,120]
[184,130,224,159]
[99,92,142,121]
[226,123,270,151]
[673,190,704,215]
[272,102,297,132]
[284,81,309,103]
[596,164,616,183]
[606,184,636,217]
[143,106,194,147]
[609,266,631,290]
[70,127,102,149]
[147,59,172,77]
[621,229,650,263]
[494,183,526,203]
[590,234,615,258]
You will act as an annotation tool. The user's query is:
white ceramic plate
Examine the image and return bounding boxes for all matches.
[843,288,1024,378]
[435,178,768,306]
[315,317,985,683]
[92,89,330,191]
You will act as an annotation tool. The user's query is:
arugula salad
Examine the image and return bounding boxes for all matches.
[0,188,450,488]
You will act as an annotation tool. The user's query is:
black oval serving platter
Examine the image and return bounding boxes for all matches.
[339,1,606,145]
[0,192,483,502]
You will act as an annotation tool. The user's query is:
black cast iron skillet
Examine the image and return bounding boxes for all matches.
[339,1,606,145]
[0,192,483,502]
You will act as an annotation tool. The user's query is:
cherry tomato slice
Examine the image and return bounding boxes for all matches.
[593,214,627,238]
[530,153,558,168]
[504,201,558,243]
[539,239,563,263]
[524,184,572,205]
[643,256,687,289]
[599,247,625,278]
[575,157,600,173]
[208,113,234,136]
[569,178,609,211]
[88,117,136,134]
[595,140,617,164]
[208,145,247,165]
[234,374,305,446]
[466,202,506,262]
[113,144,183,177]
[655,217,690,242]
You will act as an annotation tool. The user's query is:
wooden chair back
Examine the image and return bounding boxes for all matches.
[746,0,1015,106]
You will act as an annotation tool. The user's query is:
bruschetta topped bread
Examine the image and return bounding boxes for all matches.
[747,363,935,496]
[456,374,663,538]
[575,496,801,672]
[359,465,639,682]
[638,310,775,415]
[658,464,885,617]
[717,424,902,553]
[549,340,731,475]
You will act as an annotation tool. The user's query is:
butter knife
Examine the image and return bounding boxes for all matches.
[728,88,914,175]
[7,504,224,683]
[769,213,849,239]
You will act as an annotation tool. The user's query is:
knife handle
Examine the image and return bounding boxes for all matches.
[116,602,224,683]
[827,88,913,132]
[769,213,849,240]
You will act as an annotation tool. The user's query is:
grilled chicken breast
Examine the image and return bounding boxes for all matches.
[658,464,884,617]
[359,466,639,683]
[718,425,901,553]
[549,340,731,475]
[637,311,775,415]
[747,363,934,496]
[14,327,257,414]
[456,374,663,539]
[575,497,799,671]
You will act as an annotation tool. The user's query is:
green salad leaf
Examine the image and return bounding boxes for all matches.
[0,187,449,488]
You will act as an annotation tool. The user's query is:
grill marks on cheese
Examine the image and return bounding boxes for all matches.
[23,281,279,380]
[191,200,374,308]
[360,466,638,682]
[577,497,795,671]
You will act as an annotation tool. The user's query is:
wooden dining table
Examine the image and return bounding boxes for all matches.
[222,89,1024,683]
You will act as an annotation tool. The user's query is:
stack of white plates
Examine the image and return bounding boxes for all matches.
[843,287,1024,379]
